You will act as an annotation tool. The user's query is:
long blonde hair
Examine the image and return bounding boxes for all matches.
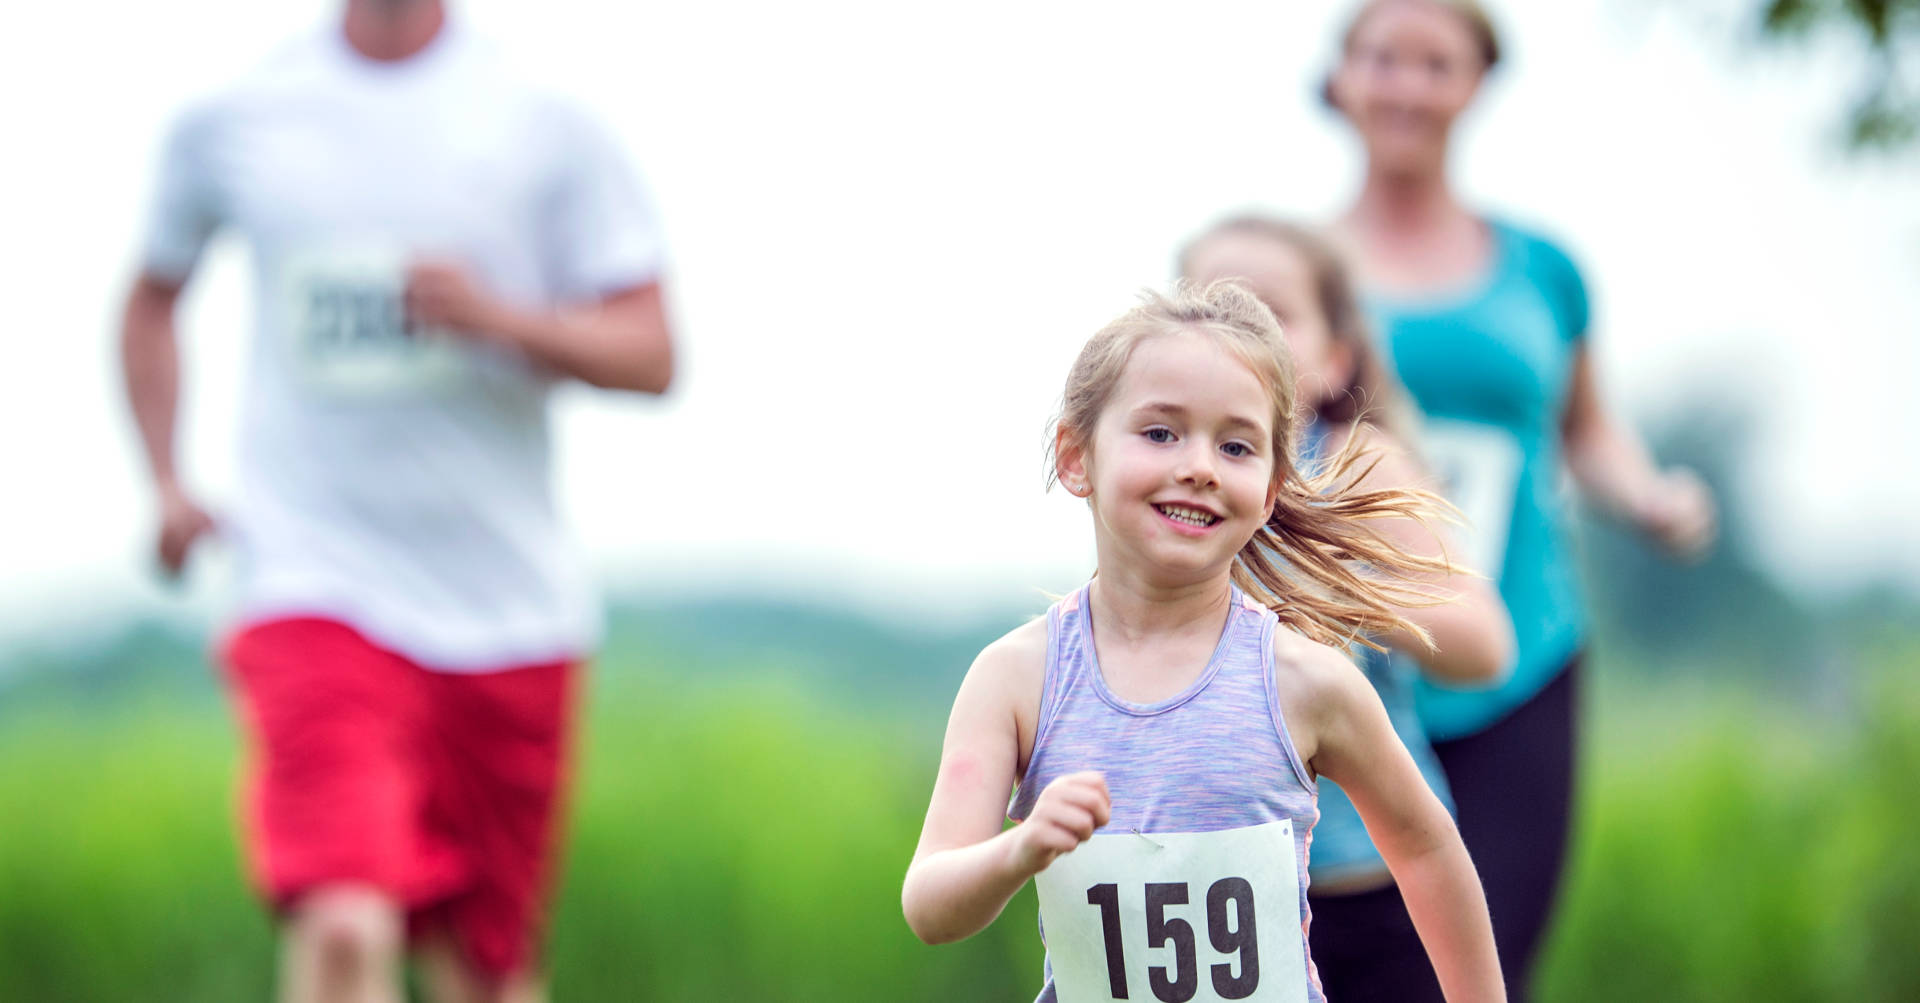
[1049,281,1455,651]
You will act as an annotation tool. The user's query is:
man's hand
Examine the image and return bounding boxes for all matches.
[404,260,509,341]
[156,484,216,579]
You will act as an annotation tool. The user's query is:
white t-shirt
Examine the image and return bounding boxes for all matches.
[143,25,664,671]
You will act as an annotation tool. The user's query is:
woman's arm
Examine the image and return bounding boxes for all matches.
[902,623,1110,944]
[1331,424,1515,684]
[1561,348,1715,557]
[1309,651,1505,1001]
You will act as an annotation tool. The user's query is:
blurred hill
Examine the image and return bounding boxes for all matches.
[0,591,1035,722]
[3,388,1913,712]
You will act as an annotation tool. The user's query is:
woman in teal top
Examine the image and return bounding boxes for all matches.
[1323,2,1718,998]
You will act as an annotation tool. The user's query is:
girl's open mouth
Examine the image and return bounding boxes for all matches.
[1155,504,1220,528]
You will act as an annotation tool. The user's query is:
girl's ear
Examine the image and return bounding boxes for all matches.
[1056,426,1094,498]
[1263,473,1282,523]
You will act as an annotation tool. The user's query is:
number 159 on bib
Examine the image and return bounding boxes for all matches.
[1034,820,1309,1003]
[1084,877,1261,1000]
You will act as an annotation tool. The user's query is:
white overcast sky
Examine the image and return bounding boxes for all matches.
[1,0,1915,642]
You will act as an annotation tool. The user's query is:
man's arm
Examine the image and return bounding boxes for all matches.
[407,264,674,394]
[121,272,215,576]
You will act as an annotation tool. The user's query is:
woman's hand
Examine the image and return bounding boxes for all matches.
[1633,467,1716,559]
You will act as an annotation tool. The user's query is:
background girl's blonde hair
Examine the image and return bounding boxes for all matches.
[1177,214,1419,444]
[1048,281,1455,651]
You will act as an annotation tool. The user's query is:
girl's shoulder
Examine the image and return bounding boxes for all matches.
[1268,623,1374,758]
[958,614,1050,714]
[1269,624,1364,692]
[971,614,1049,678]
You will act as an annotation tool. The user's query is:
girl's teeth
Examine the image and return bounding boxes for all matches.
[1159,505,1213,526]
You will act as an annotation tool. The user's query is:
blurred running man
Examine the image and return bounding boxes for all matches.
[118,1,672,1000]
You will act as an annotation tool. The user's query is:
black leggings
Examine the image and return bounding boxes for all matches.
[1310,882,1445,1003]
[1307,658,1579,1003]
[1432,656,1580,1002]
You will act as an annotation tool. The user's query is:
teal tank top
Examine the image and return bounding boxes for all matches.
[1368,219,1590,740]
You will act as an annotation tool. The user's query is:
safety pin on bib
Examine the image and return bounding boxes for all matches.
[1129,828,1166,850]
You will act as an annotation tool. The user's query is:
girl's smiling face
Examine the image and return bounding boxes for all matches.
[1057,331,1281,584]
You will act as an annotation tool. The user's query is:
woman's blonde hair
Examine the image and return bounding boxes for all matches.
[1048,281,1455,651]
[1341,0,1500,67]
[1177,214,1418,443]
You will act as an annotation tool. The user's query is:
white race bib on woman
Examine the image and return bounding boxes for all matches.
[1417,418,1523,580]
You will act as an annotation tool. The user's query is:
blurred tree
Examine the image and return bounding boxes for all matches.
[1577,392,1819,680]
[1754,0,1920,151]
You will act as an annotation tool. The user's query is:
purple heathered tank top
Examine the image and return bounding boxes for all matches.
[1009,582,1323,1003]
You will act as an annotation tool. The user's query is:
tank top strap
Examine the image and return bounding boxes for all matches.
[1032,584,1093,757]
[1254,605,1320,796]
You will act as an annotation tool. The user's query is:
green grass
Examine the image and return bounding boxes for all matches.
[1536,640,1920,1002]
[2,640,1917,1001]
[0,665,1040,1002]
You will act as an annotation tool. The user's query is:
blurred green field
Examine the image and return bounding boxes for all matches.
[2,630,1917,1001]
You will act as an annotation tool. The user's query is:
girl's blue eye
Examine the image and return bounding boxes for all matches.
[1145,428,1174,443]
[1222,442,1252,458]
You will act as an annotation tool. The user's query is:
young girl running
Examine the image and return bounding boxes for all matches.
[1183,215,1514,1002]
[902,281,1504,1002]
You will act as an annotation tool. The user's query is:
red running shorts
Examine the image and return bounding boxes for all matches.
[221,616,578,980]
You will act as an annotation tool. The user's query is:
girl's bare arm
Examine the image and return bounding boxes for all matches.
[903,622,1109,944]
[1308,652,1505,1001]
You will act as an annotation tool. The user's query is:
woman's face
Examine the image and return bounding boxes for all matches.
[1330,0,1487,176]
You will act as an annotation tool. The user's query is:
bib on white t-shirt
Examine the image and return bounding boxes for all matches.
[280,243,471,397]
[141,25,665,670]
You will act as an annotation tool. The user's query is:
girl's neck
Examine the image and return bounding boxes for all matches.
[1086,566,1235,648]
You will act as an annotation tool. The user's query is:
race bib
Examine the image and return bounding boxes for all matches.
[1036,820,1306,1003]
[280,245,470,396]
[1417,419,1523,581]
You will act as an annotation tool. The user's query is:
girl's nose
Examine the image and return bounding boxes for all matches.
[1175,445,1219,487]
